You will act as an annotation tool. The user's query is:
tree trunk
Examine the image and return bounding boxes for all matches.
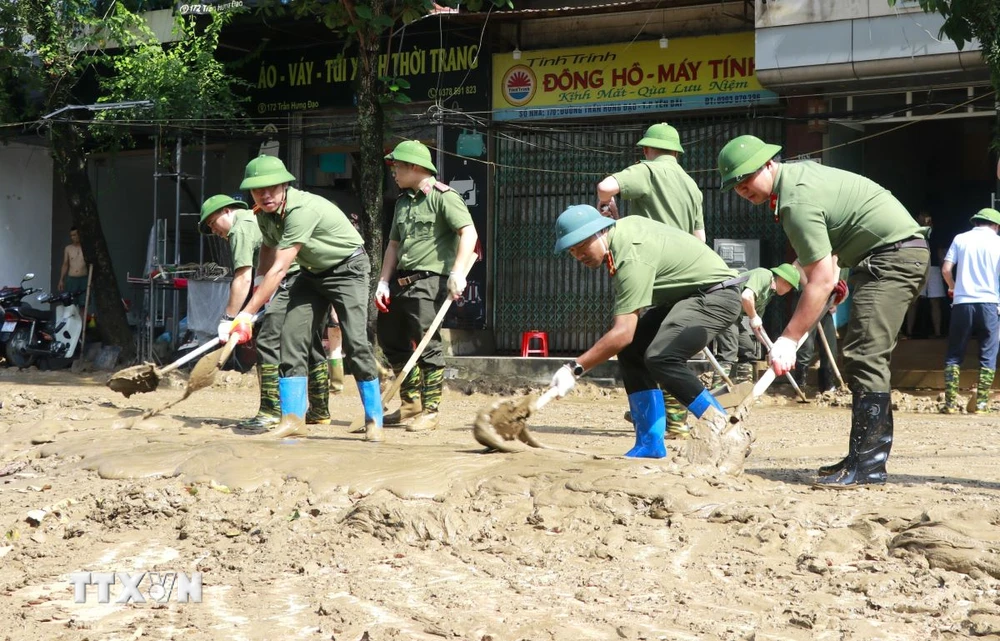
[356,20,386,342]
[49,122,136,363]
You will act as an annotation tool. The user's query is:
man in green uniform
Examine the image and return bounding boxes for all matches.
[596,122,706,437]
[198,194,330,428]
[719,135,929,486]
[549,205,744,458]
[715,263,800,383]
[228,156,383,441]
[376,141,478,432]
[596,122,704,240]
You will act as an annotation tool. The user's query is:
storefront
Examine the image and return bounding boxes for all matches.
[240,24,492,331]
[489,31,787,354]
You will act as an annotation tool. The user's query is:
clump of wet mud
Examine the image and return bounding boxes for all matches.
[106,363,159,398]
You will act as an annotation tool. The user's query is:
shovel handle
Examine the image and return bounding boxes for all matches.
[534,387,562,411]
[753,326,808,403]
[216,334,241,368]
[157,337,222,376]
[701,347,734,389]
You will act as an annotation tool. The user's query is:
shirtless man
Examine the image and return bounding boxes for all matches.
[58,228,89,307]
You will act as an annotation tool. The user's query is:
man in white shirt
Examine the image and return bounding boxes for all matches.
[941,207,1000,413]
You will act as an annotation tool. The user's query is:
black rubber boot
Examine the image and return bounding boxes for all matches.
[817,390,862,476]
[815,391,893,487]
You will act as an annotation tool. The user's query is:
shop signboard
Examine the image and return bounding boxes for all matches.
[492,32,777,120]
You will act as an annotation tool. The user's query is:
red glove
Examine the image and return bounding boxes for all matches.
[832,279,849,306]
[229,312,254,344]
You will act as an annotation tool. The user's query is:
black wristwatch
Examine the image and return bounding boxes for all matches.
[221,313,235,322]
[569,361,585,378]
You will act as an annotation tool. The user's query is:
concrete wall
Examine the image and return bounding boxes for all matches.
[0,143,53,297]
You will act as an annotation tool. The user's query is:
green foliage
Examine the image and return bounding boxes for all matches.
[889,0,1000,147]
[4,1,247,146]
[92,7,249,143]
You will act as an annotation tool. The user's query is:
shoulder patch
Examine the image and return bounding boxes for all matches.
[433,182,452,192]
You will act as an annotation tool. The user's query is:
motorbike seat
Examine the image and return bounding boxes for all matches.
[20,307,51,320]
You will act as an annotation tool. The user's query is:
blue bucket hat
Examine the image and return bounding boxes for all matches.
[554,205,616,254]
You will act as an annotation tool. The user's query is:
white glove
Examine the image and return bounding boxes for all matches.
[217,318,232,342]
[374,279,391,313]
[769,336,798,376]
[748,315,763,330]
[447,271,467,299]
[550,364,578,398]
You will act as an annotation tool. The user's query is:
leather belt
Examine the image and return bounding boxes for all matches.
[303,246,366,278]
[397,270,439,287]
[701,273,750,295]
[867,237,929,258]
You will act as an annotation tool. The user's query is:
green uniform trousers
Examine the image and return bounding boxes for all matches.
[716,321,757,369]
[280,253,379,382]
[256,272,327,373]
[618,287,742,404]
[843,246,929,392]
[376,274,448,369]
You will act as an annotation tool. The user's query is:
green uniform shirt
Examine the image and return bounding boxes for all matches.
[227,210,263,271]
[390,178,474,274]
[743,267,774,313]
[608,217,737,315]
[256,187,362,272]
[774,161,922,268]
[612,155,704,233]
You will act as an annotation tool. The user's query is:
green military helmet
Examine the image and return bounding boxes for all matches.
[384,140,437,174]
[769,263,801,291]
[198,194,248,235]
[554,204,616,254]
[970,207,1000,226]
[636,122,684,154]
[239,155,296,190]
[717,135,782,192]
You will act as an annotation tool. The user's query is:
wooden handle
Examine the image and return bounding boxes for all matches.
[380,296,455,404]
[157,337,222,376]
[815,314,848,390]
[215,334,241,368]
[701,348,734,389]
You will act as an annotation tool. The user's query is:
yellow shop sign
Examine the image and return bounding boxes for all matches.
[492,32,777,120]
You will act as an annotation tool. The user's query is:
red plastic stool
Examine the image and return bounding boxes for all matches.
[520,330,549,357]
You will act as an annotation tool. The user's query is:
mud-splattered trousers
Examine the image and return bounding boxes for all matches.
[618,287,742,405]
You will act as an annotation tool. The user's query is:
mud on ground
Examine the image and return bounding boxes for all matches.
[2,367,1000,640]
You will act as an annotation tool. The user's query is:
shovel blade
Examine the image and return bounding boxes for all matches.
[472,394,537,452]
[107,364,160,398]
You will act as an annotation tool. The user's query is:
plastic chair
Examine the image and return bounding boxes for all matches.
[520,330,549,357]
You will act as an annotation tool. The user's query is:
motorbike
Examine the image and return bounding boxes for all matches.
[4,289,84,370]
[0,273,43,361]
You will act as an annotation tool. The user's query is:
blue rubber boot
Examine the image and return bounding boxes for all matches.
[269,376,308,438]
[625,389,667,458]
[357,378,384,442]
[688,388,726,420]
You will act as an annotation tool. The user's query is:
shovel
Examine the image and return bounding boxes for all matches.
[107,337,222,398]
[347,283,463,435]
[473,387,588,455]
[753,326,809,402]
[729,298,836,427]
[184,333,242,396]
